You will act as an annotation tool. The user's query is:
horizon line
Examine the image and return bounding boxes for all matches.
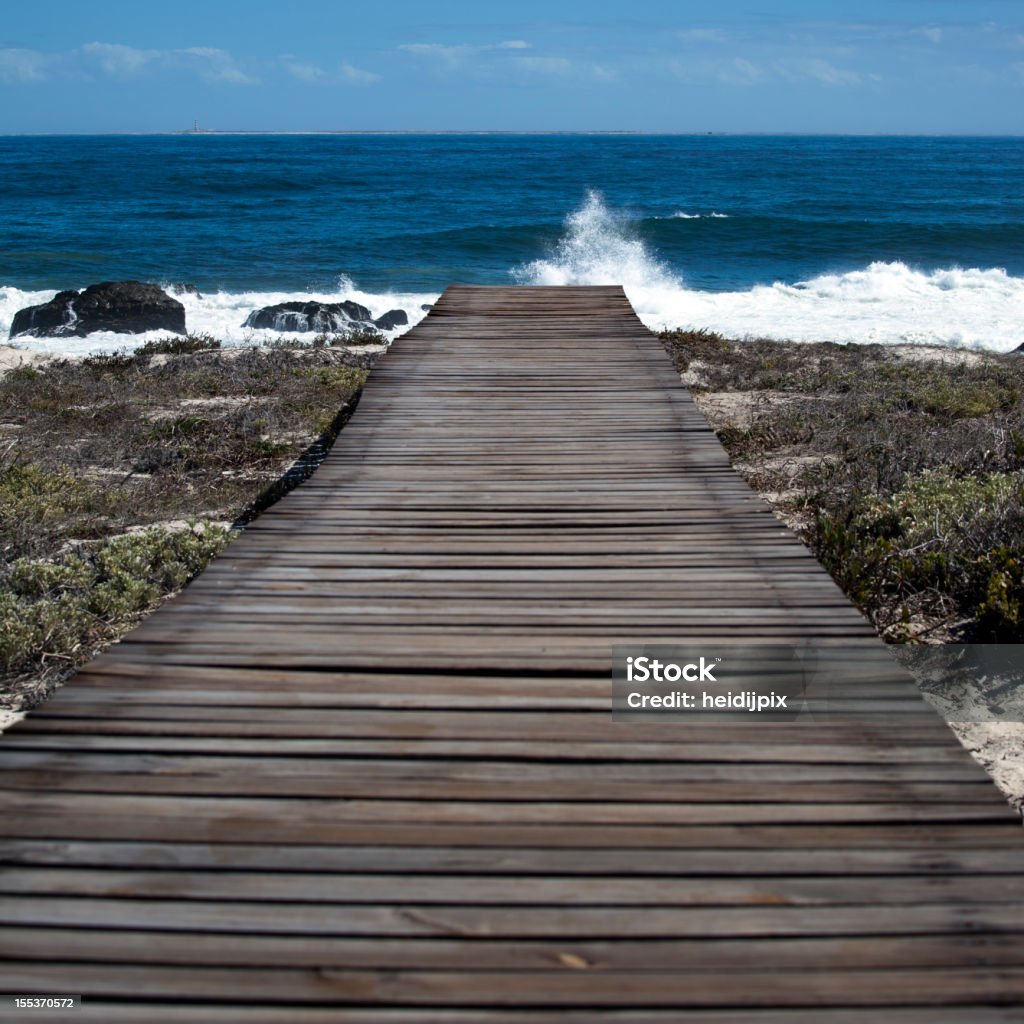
[3,130,1024,139]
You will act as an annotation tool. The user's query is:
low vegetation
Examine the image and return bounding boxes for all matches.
[661,329,1024,641]
[0,525,229,708]
[4,326,1022,711]
[1,337,370,705]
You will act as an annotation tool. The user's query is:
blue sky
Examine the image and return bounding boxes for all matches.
[1,0,1023,133]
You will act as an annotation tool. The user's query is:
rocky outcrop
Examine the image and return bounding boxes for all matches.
[243,300,372,332]
[373,309,409,331]
[10,290,80,338]
[10,281,186,338]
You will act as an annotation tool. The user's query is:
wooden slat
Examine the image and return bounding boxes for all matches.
[4,929,1024,970]
[1,284,1020,1017]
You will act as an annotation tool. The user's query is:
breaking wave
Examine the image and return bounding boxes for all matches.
[3,193,1023,355]
[514,192,1024,352]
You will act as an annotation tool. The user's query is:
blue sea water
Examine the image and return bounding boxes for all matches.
[1,134,1023,352]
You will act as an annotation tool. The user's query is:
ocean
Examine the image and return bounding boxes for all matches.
[1,134,1023,354]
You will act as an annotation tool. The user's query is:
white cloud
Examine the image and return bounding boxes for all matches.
[282,57,379,85]
[178,47,259,85]
[775,57,861,86]
[515,56,572,76]
[81,42,155,76]
[678,29,726,43]
[722,57,763,84]
[672,56,762,85]
[78,41,258,85]
[921,26,943,45]
[0,47,51,83]
[400,39,537,70]
[673,54,863,88]
[282,58,325,83]
[399,40,612,82]
[339,62,380,84]
[399,42,474,68]
[212,66,258,85]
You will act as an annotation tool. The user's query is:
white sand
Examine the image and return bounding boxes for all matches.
[0,709,25,732]
[949,722,1024,813]
[0,344,55,376]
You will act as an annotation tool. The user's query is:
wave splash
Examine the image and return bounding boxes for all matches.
[514,192,1024,352]
[514,190,682,293]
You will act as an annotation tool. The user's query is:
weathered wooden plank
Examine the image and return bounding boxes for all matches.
[18,708,954,739]
[0,732,991,765]
[2,897,1020,938]
[5,929,1024,971]
[4,841,1020,875]
[0,761,993,803]
[0,792,1006,832]
[6,868,1024,907]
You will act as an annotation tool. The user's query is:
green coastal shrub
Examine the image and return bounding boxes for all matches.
[911,380,1017,419]
[296,365,368,391]
[814,469,1024,640]
[0,524,229,682]
[976,552,1024,639]
[135,334,222,357]
[0,462,130,561]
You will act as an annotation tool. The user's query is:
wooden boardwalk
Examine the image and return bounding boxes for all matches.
[1,284,1022,1021]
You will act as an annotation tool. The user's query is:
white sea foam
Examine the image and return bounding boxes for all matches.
[515,193,1024,352]
[0,278,438,357]
[4,194,1023,356]
[669,210,730,219]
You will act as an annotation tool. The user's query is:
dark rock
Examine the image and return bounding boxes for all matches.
[10,290,79,338]
[344,300,373,322]
[420,304,433,311]
[373,309,409,331]
[170,282,203,298]
[243,300,373,332]
[10,281,186,338]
